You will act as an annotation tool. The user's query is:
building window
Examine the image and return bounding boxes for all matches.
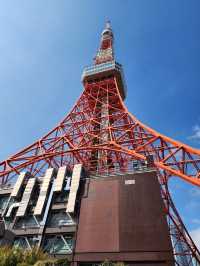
[14,236,39,249]
[47,211,74,227]
[42,235,73,255]
[14,215,40,229]
[0,195,9,213]
[53,191,69,203]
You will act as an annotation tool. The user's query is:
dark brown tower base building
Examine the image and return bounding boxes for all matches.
[74,171,174,266]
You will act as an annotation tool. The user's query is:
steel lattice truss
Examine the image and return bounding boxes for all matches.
[1,77,200,187]
[0,22,200,265]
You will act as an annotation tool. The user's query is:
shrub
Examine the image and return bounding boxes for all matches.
[0,246,48,266]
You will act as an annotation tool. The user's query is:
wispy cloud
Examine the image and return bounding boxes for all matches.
[189,187,200,198]
[185,200,200,210]
[190,227,200,249]
[185,188,200,210]
[191,219,200,225]
[188,125,200,142]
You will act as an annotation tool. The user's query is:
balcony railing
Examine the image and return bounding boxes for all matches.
[82,60,127,96]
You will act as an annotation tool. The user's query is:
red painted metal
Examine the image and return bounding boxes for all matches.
[0,22,200,264]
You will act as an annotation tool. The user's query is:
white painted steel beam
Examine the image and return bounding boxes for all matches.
[16,178,36,217]
[11,172,29,198]
[66,164,82,213]
[34,168,54,216]
[6,202,19,217]
[54,166,67,192]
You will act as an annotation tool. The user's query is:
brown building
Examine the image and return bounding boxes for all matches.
[75,171,174,266]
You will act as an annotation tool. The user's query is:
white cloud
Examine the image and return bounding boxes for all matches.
[188,125,200,142]
[190,227,200,249]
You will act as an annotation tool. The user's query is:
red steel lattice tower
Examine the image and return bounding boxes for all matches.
[0,22,200,265]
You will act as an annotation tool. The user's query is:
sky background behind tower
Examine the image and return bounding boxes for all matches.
[0,0,199,247]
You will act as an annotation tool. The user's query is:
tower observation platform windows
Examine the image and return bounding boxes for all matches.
[81,60,127,100]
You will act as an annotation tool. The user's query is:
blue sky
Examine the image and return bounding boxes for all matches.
[0,0,200,246]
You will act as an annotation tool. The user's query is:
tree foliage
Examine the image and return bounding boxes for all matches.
[0,247,125,266]
[0,246,69,266]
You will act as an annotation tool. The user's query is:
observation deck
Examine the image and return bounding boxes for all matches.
[82,60,127,100]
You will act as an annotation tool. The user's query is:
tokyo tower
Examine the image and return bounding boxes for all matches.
[0,21,200,266]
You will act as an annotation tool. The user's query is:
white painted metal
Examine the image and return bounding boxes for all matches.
[66,164,82,213]
[11,172,27,198]
[54,166,67,192]
[6,202,19,217]
[34,168,54,216]
[16,178,36,217]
